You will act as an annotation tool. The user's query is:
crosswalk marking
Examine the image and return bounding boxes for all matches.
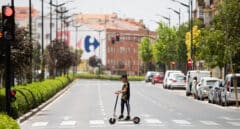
[227,122,240,126]
[32,122,48,127]
[60,121,77,126]
[173,120,191,125]
[200,121,219,125]
[26,119,240,128]
[145,118,162,124]
[89,120,105,125]
[221,116,240,121]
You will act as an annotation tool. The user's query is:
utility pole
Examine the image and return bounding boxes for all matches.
[50,0,52,46]
[74,25,81,74]
[41,0,45,80]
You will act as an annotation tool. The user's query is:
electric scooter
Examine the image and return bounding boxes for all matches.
[109,95,140,124]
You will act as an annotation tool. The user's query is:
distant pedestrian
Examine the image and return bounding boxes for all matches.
[192,76,198,98]
[115,74,131,120]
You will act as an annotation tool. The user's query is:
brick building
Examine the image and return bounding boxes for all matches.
[75,13,156,75]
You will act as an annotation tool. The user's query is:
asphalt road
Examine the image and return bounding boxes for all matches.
[20,79,240,129]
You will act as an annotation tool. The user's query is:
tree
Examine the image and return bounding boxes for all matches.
[88,55,102,68]
[46,40,78,76]
[213,0,240,72]
[152,22,177,70]
[199,27,225,78]
[175,23,188,72]
[138,37,153,72]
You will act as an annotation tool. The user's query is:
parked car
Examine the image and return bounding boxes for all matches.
[163,70,182,89]
[152,72,164,85]
[195,77,219,100]
[145,71,156,83]
[208,79,224,104]
[220,74,240,106]
[168,73,186,89]
[186,70,211,96]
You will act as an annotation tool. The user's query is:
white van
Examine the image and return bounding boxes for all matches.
[185,70,211,96]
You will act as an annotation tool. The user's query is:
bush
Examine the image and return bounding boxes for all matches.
[0,113,20,129]
[75,74,144,81]
[0,75,73,118]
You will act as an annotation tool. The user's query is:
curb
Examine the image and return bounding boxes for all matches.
[17,79,78,124]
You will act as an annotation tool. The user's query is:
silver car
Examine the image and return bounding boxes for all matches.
[145,71,156,83]
[168,73,186,89]
[196,77,219,100]
[220,74,240,106]
[208,80,224,104]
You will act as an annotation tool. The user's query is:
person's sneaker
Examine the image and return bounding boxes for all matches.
[124,116,131,121]
[118,115,124,119]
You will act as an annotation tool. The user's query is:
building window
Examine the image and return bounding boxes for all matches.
[46,33,50,39]
[37,33,40,39]
[38,23,41,28]
[50,22,54,27]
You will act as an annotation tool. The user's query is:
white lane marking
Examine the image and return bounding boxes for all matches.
[32,122,48,127]
[227,122,240,126]
[173,120,191,125]
[200,121,219,125]
[60,121,77,126]
[97,84,106,116]
[89,120,105,125]
[145,118,162,124]
[220,116,240,121]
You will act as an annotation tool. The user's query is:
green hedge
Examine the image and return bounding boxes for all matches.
[75,74,144,81]
[0,114,20,129]
[0,75,73,118]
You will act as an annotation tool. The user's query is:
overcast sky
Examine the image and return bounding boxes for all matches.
[0,0,193,30]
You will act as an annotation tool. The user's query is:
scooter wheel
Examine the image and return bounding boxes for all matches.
[109,118,116,124]
[133,117,140,124]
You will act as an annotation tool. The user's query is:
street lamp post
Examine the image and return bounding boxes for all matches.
[50,0,72,41]
[156,14,171,27]
[168,7,181,27]
[162,15,171,27]
[171,0,193,69]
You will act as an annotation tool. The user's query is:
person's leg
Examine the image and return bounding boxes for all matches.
[124,99,131,120]
[126,99,130,116]
[119,99,124,119]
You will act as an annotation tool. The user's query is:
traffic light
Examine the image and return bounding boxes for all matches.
[0,38,7,64]
[116,32,120,41]
[111,37,115,44]
[10,90,16,102]
[2,6,15,41]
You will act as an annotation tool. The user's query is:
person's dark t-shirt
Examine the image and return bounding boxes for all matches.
[121,82,130,100]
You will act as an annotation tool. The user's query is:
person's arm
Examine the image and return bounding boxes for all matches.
[115,86,128,94]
